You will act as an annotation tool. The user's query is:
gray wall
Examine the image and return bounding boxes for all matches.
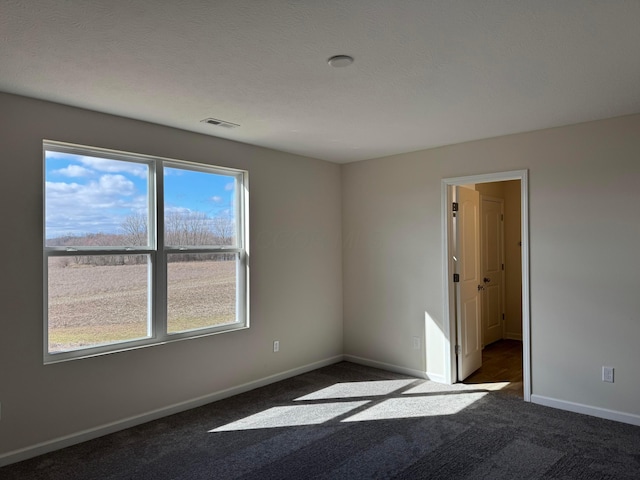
[0,93,343,456]
[343,113,640,417]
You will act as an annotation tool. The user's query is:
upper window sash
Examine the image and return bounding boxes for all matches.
[162,162,243,250]
[44,141,156,250]
[44,141,247,251]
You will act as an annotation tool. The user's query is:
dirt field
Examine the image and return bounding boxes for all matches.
[48,259,236,352]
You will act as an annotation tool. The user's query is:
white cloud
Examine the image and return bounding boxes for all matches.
[54,165,93,177]
[211,196,223,203]
[45,174,145,238]
[97,174,137,196]
[224,181,235,191]
[78,156,148,179]
[164,205,192,215]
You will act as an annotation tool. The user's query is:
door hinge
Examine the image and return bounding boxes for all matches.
[453,273,460,283]
[501,214,504,221]
[502,263,504,271]
[502,313,505,320]
[452,202,458,212]
[455,345,461,355]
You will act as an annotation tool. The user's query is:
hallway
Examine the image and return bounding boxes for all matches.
[463,339,523,397]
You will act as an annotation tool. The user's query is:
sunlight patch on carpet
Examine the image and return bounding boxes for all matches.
[402,381,510,395]
[341,392,487,422]
[210,401,369,432]
[295,380,416,401]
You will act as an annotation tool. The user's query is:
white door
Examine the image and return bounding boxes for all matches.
[481,197,505,346]
[456,186,482,381]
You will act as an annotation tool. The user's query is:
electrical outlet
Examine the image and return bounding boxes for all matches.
[412,337,421,350]
[273,340,280,353]
[602,366,614,383]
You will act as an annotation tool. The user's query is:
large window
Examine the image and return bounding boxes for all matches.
[44,141,248,362]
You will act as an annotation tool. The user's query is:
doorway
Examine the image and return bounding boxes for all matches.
[441,170,530,401]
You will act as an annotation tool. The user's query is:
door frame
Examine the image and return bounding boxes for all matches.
[441,170,531,401]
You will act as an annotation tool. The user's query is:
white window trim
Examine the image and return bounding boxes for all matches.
[43,140,249,364]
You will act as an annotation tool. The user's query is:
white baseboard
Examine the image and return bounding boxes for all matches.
[424,372,449,384]
[505,332,522,341]
[531,394,640,427]
[344,354,431,380]
[0,355,344,468]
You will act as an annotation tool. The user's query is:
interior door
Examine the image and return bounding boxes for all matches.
[481,196,505,346]
[456,186,482,381]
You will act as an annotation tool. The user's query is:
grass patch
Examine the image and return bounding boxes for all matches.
[49,316,235,352]
[49,323,148,352]
[168,315,235,333]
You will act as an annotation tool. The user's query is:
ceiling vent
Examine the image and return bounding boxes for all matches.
[200,118,240,129]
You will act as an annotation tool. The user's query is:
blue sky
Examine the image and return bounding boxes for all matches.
[45,151,236,239]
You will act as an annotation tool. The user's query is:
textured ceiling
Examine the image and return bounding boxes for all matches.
[1,1,639,163]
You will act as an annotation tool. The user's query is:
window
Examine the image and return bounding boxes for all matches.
[44,141,248,362]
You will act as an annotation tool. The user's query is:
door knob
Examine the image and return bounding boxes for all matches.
[483,277,491,283]
[478,285,485,291]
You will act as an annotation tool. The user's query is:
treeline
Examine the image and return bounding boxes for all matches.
[49,212,236,267]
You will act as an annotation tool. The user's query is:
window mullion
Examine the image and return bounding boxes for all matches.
[45,248,154,256]
[154,161,167,341]
[163,247,242,254]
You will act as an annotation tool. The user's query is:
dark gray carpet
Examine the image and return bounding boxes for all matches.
[2,361,639,479]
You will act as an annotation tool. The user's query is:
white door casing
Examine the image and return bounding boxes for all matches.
[442,169,530,402]
[481,196,505,346]
[456,186,483,381]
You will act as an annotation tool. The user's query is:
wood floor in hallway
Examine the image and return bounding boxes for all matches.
[463,339,523,397]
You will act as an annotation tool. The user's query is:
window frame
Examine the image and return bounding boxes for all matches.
[43,140,249,363]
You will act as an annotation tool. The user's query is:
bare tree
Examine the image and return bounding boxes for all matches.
[211,214,235,246]
[61,210,234,267]
[165,211,218,263]
[121,213,148,246]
